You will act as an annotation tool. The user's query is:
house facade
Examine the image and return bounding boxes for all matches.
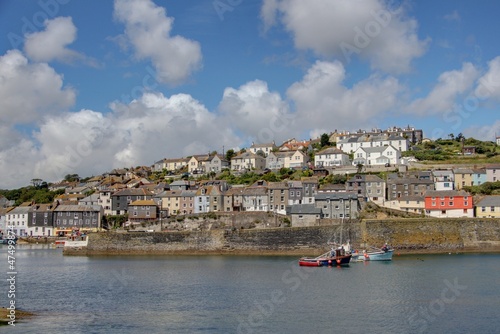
[287,204,322,227]
[472,169,487,186]
[432,170,455,191]
[5,204,31,236]
[268,182,289,214]
[352,145,401,166]
[423,190,473,218]
[231,152,266,171]
[111,188,154,215]
[485,164,500,182]
[314,192,360,220]
[28,203,56,237]
[314,147,350,167]
[53,205,103,233]
[128,200,158,223]
[475,195,500,218]
[249,142,277,157]
[386,175,434,201]
[453,168,474,189]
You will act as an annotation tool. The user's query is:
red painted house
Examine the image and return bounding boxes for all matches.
[424,190,473,218]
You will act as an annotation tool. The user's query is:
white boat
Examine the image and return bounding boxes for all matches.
[352,244,394,261]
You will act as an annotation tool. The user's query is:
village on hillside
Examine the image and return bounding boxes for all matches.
[1,125,500,238]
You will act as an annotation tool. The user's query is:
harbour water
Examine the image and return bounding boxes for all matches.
[1,245,499,333]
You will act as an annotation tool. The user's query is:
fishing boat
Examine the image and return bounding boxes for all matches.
[298,245,352,267]
[353,244,394,261]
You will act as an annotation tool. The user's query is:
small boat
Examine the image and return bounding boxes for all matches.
[54,240,66,248]
[299,246,352,267]
[355,244,394,261]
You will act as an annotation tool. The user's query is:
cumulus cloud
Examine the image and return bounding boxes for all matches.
[0,49,75,125]
[406,62,480,116]
[261,0,428,74]
[475,56,500,101]
[0,92,240,188]
[24,16,94,65]
[218,80,292,144]
[114,0,202,85]
[463,120,500,141]
[287,60,401,137]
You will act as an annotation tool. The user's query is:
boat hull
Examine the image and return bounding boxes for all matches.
[362,249,394,261]
[298,254,352,267]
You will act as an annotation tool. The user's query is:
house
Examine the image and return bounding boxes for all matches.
[337,133,409,153]
[346,174,385,201]
[5,203,32,236]
[314,147,350,167]
[331,126,422,145]
[231,151,266,171]
[27,203,56,237]
[496,136,500,146]
[53,204,103,233]
[279,138,312,152]
[286,181,302,206]
[268,182,289,215]
[111,188,154,215]
[462,146,476,155]
[188,154,212,174]
[79,193,100,207]
[314,192,360,220]
[223,186,245,212]
[169,180,196,191]
[97,189,113,216]
[432,170,454,191]
[386,174,434,201]
[156,157,189,172]
[453,168,474,189]
[286,204,322,227]
[397,195,425,215]
[241,180,269,212]
[472,169,487,187]
[301,177,319,204]
[423,190,473,218]
[205,154,229,173]
[248,141,277,157]
[352,145,401,167]
[194,187,211,213]
[178,190,196,215]
[158,190,183,215]
[128,200,158,223]
[475,195,500,218]
[485,164,500,182]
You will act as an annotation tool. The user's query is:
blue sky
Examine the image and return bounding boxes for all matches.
[1,0,500,188]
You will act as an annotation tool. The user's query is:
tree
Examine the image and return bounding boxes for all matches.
[356,163,364,173]
[320,133,330,147]
[225,149,236,161]
[31,178,43,188]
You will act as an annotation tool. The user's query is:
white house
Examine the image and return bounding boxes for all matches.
[248,142,277,157]
[337,134,409,153]
[352,145,401,166]
[5,205,31,236]
[231,152,266,171]
[314,148,350,167]
[432,170,455,191]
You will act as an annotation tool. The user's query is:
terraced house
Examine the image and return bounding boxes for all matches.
[475,196,500,218]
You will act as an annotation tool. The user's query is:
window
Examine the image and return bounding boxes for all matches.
[491,206,495,212]
[449,202,453,206]
[481,207,486,212]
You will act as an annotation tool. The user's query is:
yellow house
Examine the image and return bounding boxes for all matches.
[475,196,500,218]
[453,168,474,190]
[160,190,182,215]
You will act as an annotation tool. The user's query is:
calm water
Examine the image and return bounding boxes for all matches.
[1,245,499,334]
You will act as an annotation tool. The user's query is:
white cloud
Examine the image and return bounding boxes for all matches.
[0,92,240,188]
[261,0,428,74]
[444,10,461,22]
[406,62,480,116]
[0,49,75,126]
[24,16,89,64]
[114,0,202,85]
[218,80,292,144]
[287,60,401,137]
[463,120,500,141]
[475,56,500,101]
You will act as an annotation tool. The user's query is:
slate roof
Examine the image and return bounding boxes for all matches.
[476,196,500,207]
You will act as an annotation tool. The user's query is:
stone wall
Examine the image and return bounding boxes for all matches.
[74,218,500,256]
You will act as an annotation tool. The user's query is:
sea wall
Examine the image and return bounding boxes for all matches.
[72,218,500,256]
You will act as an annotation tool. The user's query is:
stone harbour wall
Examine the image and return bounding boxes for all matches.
[71,218,500,256]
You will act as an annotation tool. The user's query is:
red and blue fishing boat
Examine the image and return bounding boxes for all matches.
[298,246,352,267]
